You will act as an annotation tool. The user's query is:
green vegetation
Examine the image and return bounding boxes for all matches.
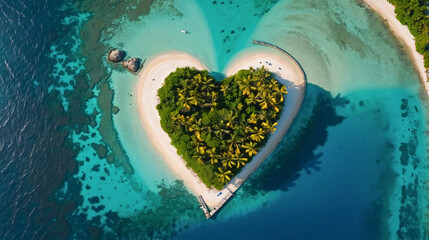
[156,67,287,189]
[387,0,429,68]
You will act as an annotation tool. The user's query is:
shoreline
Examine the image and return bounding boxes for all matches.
[135,51,215,203]
[359,0,429,98]
[136,50,306,207]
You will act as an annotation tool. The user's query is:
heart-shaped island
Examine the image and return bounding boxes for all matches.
[158,65,287,189]
[137,46,305,217]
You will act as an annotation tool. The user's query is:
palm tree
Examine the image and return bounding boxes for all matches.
[274,84,287,95]
[213,125,230,140]
[222,157,236,169]
[262,120,278,133]
[197,145,206,155]
[256,91,270,110]
[203,91,218,110]
[250,128,265,142]
[183,116,194,131]
[268,92,277,104]
[273,85,287,103]
[245,92,257,105]
[169,112,179,124]
[210,91,219,100]
[239,75,256,96]
[189,124,204,141]
[257,111,269,122]
[225,111,237,128]
[177,92,192,112]
[268,78,278,88]
[193,74,203,84]
[254,66,271,84]
[191,136,205,151]
[180,78,193,92]
[268,111,277,120]
[220,84,229,95]
[193,154,205,166]
[200,76,216,92]
[215,167,233,184]
[210,92,219,111]
[247,113,258,124]
[188,90,200,106]
[267,93,280,112]
[242,142,259,157]
[207,147,220,165]
[227,134,243,152]
[258,98,269,110]
[231,151,248,168]
[222,148,238,168]
[276,92,284,103]
[172,114,190,130]
[185,115,195,124]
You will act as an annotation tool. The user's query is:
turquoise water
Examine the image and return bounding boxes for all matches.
[46,0,428,238]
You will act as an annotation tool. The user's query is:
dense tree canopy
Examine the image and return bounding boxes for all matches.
[388,0,429,67]
[157,67,287,189]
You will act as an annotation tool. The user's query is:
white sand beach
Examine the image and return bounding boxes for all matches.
[361,0,429,97]
[136,50,306,207]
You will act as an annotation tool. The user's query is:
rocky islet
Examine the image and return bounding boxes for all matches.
[108,49,141,73]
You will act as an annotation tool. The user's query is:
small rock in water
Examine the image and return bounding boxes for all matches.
[122,58,140,73]
[108,49,125,63]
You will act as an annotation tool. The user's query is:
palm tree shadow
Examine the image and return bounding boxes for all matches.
[332,93,350,108]
[243,83,348,194]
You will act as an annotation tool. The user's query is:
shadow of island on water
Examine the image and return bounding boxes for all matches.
[242,83,349,194]
[208,83,349,219]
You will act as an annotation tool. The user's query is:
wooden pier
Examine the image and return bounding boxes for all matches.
[198,195,211,219]
[198,40,307,219]
[252,40,285,51]
[197,189,234,219]
[209,187,234,216]
[252,40,305,72]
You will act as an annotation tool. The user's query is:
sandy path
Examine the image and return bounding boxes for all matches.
[136,50,306,207]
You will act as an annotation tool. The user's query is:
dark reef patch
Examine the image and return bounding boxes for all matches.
[107,180,200,239]
[88,196,100,204]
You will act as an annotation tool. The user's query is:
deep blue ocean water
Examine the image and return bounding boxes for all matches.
[0,0,428,239]
[0,0,80,238]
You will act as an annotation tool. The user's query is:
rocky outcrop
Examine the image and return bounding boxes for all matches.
[108,49,141,73]
[122,58,140,73]
[108,49,125,63]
